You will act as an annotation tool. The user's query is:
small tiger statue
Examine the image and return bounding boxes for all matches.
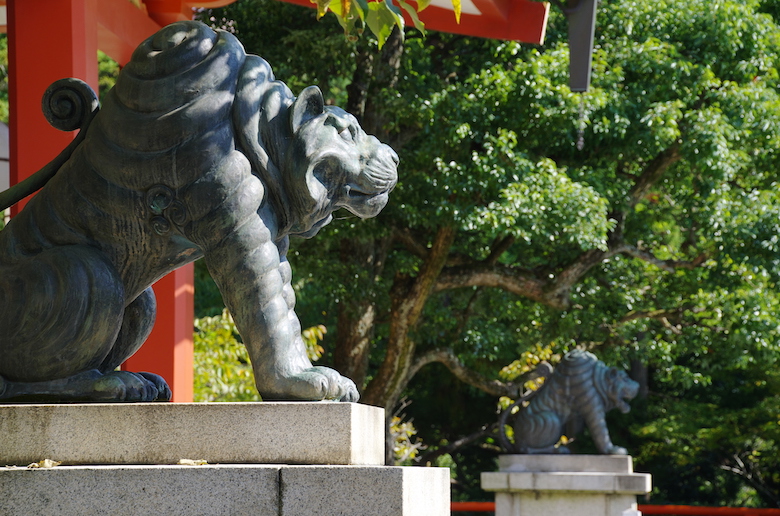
[0,21,397,403]
[499,350,639,455]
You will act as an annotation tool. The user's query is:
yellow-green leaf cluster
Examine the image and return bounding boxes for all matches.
[194,309,260,402]
[309,0,457,48]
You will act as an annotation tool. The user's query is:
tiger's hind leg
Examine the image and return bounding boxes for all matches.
[515,410,568,453]
[97,287,172,401]
[0,246,165,402]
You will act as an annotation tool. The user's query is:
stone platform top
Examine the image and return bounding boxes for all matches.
[498,454,636,473]
[483,455,652,496]
[0,402,384,467]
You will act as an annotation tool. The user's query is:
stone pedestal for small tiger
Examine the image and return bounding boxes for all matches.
[485,350,652,515]
[482,455,651,516]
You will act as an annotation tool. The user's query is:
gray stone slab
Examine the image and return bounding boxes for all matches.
[482,471,650,495]
[498,454,635,473]
[0,464,281,516]
[0,463,450,516]
[0,402,384,466]
[281,465,451,516]
[495,491,641,516]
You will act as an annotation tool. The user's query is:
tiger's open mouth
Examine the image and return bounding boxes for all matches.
[617,383,639,413]
[343,186,391,219]
[343,143,397,218]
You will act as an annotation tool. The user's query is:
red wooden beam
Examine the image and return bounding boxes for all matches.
[143,0,192,26]
[97,0,161,66]
[451,501,496,512]
[142,0,237,26]
[420,0,548,44]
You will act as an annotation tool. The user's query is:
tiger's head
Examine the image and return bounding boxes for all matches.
[603,367,640,414]
[282,87,399,238]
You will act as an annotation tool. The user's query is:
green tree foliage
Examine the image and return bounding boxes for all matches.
[196,0,780,505]
[194,309,261,401]
[0,35,8,124]
[97,51,119,100]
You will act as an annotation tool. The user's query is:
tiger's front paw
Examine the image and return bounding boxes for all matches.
[605,444,628,455]
[259,366,359,402]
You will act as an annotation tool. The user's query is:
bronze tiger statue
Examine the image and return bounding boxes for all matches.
[0,21,397,402]
[499,350,639,454]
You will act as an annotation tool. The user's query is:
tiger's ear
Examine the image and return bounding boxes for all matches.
[291,86,325,133]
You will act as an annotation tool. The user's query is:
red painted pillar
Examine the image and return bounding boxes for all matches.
[8,0,194,402]
[8,0,98,213]
[124,265,195,402]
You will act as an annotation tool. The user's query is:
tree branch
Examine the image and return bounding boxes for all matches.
[435,263,557,307]
[484,235,516,265]
[426,146,688,316]
[618,308,686,334]
[545,248,615,305]
[419,422,499,466]
[435,246,617,311]
[721,454,780,508]
[407,348,522,398]
[619,245,707,272]
[393,227,429,260]
[627,144,682,208]
[407,347,552,399]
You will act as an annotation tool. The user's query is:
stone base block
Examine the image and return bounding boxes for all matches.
[494,491,643,516]
[482,455,651,516]
[0,402,383,466]
[282,465,451,516]
[0,464,450,516]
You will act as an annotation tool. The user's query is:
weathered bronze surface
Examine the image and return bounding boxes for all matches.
[499,350,639,454]
[0,21,397,402]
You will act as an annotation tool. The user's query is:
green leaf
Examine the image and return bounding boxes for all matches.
[328,0,367,39]
[366,0,404,48]
[310,0,331,19]
[354,0,368,23]
[397,0,426,35]
[385,0,405,27]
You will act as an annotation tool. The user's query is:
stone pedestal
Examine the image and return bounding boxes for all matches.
[481,455,651,516]
[0,402,449,516]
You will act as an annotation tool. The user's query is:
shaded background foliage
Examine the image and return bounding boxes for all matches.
[190,0,780,507]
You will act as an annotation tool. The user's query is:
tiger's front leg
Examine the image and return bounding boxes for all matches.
[204,218,358,402]
[583,403,627,455]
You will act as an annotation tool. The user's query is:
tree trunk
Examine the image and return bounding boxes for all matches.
[630,358,649,400]
[346,41,373,120]
[333,237,390,391]
[335,26,404,394]
[363,26,404,141]
[363,226,456,410]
